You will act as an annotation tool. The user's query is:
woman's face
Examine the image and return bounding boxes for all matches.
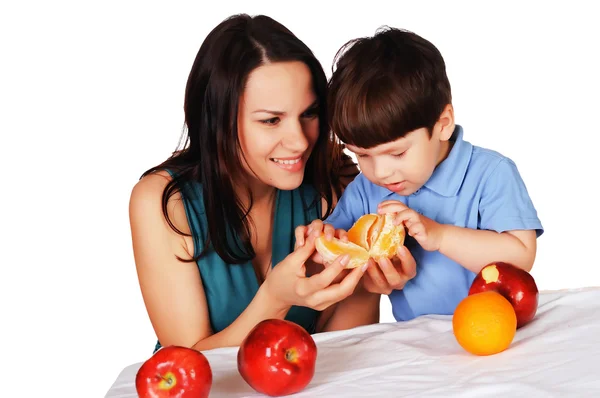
[237,61,320,192]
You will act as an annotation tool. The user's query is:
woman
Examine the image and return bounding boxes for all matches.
[129,14,384,353]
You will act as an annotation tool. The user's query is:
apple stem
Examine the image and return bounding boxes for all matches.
[159,374,173,385]
[285,348,297,362]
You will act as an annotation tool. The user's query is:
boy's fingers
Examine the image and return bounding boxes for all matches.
[394,209,417,226]
[378,200,408,209]
[378,257,404,288]
[378,200,408,214]
[408,223,425,238]
[397,246,417,278]
[367,262,387,289]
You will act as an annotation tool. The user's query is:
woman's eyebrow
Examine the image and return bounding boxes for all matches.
[252,109,285,115]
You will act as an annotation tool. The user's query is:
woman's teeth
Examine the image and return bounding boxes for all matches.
[271,158,300,165]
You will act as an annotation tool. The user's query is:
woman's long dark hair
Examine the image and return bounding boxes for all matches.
[142,14,351,264]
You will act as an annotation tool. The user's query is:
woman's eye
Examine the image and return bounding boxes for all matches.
[301,107,319,118]
[393,152,405,157]
[260,117,280,125]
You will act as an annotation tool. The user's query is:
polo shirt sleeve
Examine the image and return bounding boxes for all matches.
[325,176,367,231]
[478,158,544,237]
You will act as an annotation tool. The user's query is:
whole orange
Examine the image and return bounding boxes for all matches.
[452,291,517,356]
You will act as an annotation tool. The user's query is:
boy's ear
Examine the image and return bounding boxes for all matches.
[436,104,455,141]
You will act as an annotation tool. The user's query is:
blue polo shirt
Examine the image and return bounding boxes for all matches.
[326,125,544,321]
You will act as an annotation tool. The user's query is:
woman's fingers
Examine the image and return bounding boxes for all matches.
[323,223,335,240]
[287,232,318,266]
[294,225,308,249]
[307,219,324,236]
[296,221,346,250]
[306,265,366,310]
[335,228,349,242]
[303,253,351,292]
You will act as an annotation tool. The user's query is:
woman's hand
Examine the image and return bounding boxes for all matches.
[362,246,417,295]
[294,219,348,266]
[264,232,367,311]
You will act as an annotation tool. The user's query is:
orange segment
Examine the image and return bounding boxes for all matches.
[370,213,406,259]
[314,236,370,269]
[347,214,378,250]
[452,291,517,356]
[367,214,385,248]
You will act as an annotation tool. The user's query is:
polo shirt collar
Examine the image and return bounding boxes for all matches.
[377,124,472,199]
[423,125,472,197]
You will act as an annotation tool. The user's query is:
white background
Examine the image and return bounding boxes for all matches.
[1,1,598,397]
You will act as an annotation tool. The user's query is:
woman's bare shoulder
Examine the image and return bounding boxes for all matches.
[130,170,171,200]
[129,170,192,237]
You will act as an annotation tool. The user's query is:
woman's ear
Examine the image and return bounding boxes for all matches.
[436,104,455,141]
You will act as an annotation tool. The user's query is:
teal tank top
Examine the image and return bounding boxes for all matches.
[154,175,322,352]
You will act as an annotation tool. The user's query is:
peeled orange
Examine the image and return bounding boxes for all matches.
[315,213,406,268]
[452,291,517,356]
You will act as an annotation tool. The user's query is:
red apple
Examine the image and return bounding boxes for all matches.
[469,261,539,328]
[238,319,317,397]
[135,345,212,398]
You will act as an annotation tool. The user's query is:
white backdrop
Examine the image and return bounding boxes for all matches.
[1,1,598,397]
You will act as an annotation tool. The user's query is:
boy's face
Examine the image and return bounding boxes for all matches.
[345,123,453,196]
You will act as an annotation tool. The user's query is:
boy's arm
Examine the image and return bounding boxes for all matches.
[438,227,537,273]
[381,158,543,274]
[442,158,542,273]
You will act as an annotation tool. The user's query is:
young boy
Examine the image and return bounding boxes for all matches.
[323,27,544,322]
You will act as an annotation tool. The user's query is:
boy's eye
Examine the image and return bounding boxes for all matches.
[392,151,406,157]
[260,117,280,125]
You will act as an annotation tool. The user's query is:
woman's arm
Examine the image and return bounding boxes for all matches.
[129,172,290,351]
[317,288,380,332]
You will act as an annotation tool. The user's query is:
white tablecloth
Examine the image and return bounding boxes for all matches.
[106,287,600,397]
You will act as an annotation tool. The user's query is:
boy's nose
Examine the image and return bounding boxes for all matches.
[373,158,395,180]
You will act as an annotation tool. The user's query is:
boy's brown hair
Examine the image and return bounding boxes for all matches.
[328,27,452,148]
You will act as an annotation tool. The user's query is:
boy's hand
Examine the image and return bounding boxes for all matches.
[377,200,445,252]
[362,246,417,295]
